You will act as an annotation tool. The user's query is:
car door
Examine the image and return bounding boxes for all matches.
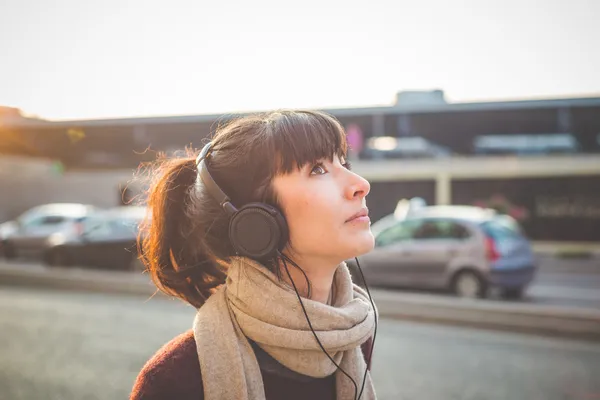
[408,219,469,287]
[78,216,115,267]
[360,219,424,287]
[102,218,140,269]
[80,216,138,269]
[10,215,68,258]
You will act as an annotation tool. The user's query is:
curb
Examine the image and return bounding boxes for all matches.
[532,242,600,259]
[0,262,158,297]
[1,262,599,342]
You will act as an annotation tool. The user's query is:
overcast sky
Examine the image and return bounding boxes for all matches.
[1,0,598,120]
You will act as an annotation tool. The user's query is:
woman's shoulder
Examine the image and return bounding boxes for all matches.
[130,329,203,400]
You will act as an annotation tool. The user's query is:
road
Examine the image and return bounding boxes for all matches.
[2,254,600,310]
[527,269,600,309]
[1,286,599,400]
[368,255,600,309]
[498,255,600,309]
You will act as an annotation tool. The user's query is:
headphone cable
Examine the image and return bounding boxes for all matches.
[354,256,378,399]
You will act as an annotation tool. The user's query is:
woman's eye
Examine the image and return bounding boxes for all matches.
[310,164,327,175]
[342,161,352,170]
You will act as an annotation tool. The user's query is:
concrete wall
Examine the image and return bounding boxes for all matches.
[0,156,145,222]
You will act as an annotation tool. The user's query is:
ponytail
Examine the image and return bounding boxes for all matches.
[140,152,227,308]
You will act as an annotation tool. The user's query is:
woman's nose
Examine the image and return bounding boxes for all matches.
[346,172,370,200]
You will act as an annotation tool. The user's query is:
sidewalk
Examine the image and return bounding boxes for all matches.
[533,241,600,259]
[1,261,599,342]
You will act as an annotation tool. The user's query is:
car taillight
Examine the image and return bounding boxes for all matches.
[485,236,500,262]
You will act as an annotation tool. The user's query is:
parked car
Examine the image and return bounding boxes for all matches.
[0,220,19,257]
[362,136,452,160]
[43,206,148,271]
[2,203,98,261]
[349,205,537,299]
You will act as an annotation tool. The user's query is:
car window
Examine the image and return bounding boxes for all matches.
[109,217,141,236]
[489,215,524,236]
[446,221,471,239]
[41,216,67,225]
[82,216,112,238]
[412,221,442,239]
[413,219,471,240]
[22,215,67,228]
[481,218,524,241]
[375,220,422,247]
[82,215,143,239]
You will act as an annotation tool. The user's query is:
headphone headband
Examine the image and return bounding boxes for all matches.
[197,142,237,215]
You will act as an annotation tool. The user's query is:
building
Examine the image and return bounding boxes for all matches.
[1,91,599,242]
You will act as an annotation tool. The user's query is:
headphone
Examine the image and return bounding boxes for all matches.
[196,140,376,400]
[196,141,289,261]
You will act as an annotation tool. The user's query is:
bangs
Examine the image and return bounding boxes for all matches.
[207,110,349,207]
[262,110,348,175]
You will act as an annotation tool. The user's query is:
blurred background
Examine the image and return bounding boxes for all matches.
[0,0,599,399]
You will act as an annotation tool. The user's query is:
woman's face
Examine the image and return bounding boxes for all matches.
[272,155,374,266]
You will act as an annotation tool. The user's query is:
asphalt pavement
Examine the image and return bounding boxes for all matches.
[492,266,600,310]
[1,286,599,400]
[367,255,600,310]
[2,254,599,310]
[508,256,600,309]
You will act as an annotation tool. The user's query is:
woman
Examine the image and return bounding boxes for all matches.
[130,110,378,400]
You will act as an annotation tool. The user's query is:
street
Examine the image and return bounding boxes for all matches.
[2,254,600,310]
[527,270,600,309]
[1,286,599,400]
[368,255,600,310]
[493,260,600,309]
[498,255,600,309]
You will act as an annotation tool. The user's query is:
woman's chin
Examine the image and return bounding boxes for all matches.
[349,232,375,258]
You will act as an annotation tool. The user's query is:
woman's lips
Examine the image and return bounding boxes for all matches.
[346,207,370,223]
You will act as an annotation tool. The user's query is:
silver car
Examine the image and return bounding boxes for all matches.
[351,205,537,299]
[44,206,148,270]
[2,203,98,261]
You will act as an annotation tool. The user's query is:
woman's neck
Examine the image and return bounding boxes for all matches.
[278,255,338,304]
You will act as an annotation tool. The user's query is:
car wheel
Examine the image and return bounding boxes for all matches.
[47,248,71,267]
[3,241,17,260]
[500,287,525,300]
[451,270,487,298]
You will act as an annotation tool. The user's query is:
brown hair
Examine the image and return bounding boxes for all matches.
[140,110,348,308]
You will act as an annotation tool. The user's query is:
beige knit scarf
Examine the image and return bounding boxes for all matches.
[193,256,377,400]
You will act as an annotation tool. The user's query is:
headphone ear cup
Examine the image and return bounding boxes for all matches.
[229,203,288,260]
